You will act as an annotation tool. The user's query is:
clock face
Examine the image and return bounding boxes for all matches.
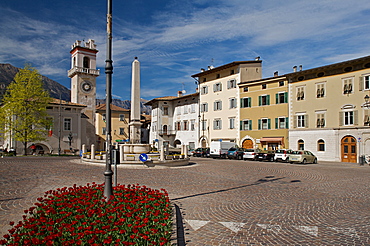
[81,81,92,93]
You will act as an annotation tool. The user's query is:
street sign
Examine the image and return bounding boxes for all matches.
[139,153,149,162]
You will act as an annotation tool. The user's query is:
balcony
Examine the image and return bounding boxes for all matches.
[158,130,176,136]
[68,66,100,77]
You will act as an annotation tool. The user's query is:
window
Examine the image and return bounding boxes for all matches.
[298,140,304,150]
[262,84,267,89]
[279,81,284,87]
[275,117,288,129]
[201,120,207,131]
[64,118,71,131]
[190,120,195,131]
[213,119,222,130]
[119,114,125,121]
[214,82,222,92]
[363,75,370,90]
[318,139,325,151]
[259,95,270,106]
[316,83,325,98]
[200,103,208,112]
[241,120,252,130]
[214,100,222,111]
[102,114,106,122]
[276,92,288,104]
[83,57,90,68]
[229,117,235,129]
[297,86,305,101]
[190,104,196,113]
[201,86,208,95]
[295,114,307,128]
[102,127,106,135]
[230,70,235,75]
[229,98,237,109]
[163,106,168,115]
[183,105,188,114]
[316,113,325,128]
[183,121,188,131]
[243,87,249,92]
[340,107,358,126]
[258,118,271,130]
[343,78,353,94]
[241,97,251,108]
[227,79,236,89]
[216,74,220,79]
[176,107,181,115]
[119,128,125,135]
[364,108,370,126]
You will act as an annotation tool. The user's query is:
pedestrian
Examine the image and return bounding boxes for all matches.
[30,144,36,155]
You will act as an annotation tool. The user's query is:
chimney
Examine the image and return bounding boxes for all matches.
[177,91,183,97]
[299,65,303,71]
[274,71,279,77]
[255,56,260,61]
[195,87,199,92]
[201,68,205,72]
[293,66,297,72]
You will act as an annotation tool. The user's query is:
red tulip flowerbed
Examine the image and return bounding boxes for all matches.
[1,183,172,245]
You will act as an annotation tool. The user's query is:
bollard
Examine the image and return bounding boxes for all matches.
[119,144,124,161]
[160,145,165,161]
[91,144,95,159]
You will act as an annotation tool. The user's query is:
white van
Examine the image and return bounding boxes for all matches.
[210,141,236,158]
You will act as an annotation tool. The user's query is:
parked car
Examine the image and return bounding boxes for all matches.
[210,141,236,158]
[255,150,275,162]
[243,149,261,160]
[288,150,318,164]
[227,147,246,160]
[188,148,195,156]
[193,147,210,157]
[274,149,293,162]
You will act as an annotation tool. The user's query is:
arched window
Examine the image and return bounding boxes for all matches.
[318,139,325,151]
[298,139,304,150]
[83,57,90,68]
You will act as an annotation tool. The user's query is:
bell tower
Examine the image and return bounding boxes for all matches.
[68,39,99,146]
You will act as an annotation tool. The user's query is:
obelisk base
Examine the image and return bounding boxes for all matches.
[129,121,142,144]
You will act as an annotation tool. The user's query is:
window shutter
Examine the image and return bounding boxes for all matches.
[354,110,358,125]
[339,112,343,126]
[240,98,244,108]
[249,120,252,130]
[275,118,278,129]
[220,83,222,91]
[268,118,271,129]
[220,101,222,110]
[258,96,262,106]
[267,95,270,105]
[294,116,297,128]
[276,93,279,104]
[240,121,243,130]
[359,76,364,91]
[258,119,261,130]
[285,117,289,129]
[213,101,216,111]
[213,84,216,92]
[205,103,208,112]
[284,92,288,103]
[219,120,222,129]
[248,98,251,107]
[321,88,325,97]
[305,114,308,128]
[301,90,305,100]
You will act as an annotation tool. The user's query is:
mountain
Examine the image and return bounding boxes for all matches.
[0,63,70,101]
[96,98,152,115]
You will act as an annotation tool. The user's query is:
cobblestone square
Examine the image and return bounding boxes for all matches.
[0,157,369,245]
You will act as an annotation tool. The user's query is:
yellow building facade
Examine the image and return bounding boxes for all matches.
[239,75,289,150]
[95,104,130,150]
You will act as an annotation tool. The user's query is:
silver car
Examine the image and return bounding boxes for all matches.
[243,149,261,160]
[289,150,318,164]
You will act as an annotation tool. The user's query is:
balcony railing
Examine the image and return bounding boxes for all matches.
[158,130,176,135]
[68,66,100,77]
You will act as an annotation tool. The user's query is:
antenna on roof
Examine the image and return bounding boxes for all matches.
[181,82,186,94]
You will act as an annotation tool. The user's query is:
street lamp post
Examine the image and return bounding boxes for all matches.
[68,132,73,151]
[103,0,114,201]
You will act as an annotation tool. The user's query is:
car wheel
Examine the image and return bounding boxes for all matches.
[302,159,307,164]
[270,157,274,162]
[237,155,242,160]
[313,158,317,164]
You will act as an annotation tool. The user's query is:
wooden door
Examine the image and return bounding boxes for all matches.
[341,136,357,163]
[242,139,254,149]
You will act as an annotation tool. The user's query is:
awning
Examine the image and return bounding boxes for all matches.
[260,137,284,143]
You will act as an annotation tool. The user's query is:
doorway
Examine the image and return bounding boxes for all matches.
[242,139,254,149]
[341,136,357,163]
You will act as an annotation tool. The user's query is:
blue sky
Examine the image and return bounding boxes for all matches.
[1,0,370,101]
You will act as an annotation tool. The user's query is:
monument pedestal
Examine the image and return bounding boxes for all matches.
[129,121,142,144]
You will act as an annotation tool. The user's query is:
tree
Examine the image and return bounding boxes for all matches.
[0,64,52,155]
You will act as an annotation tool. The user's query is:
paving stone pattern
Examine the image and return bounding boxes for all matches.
[0,156,369,245]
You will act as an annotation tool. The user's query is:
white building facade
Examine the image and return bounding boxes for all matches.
[146,92,199,150]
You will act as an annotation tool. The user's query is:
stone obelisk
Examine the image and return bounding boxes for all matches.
[129,57,142,143]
